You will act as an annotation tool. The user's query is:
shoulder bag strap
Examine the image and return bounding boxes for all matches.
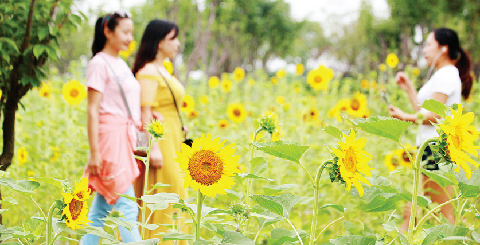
[99,55,136,124]
[154,65,186,132]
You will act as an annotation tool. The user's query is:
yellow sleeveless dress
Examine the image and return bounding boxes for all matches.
[134,70,189,244]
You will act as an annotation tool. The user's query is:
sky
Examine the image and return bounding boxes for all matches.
[81,0,390,34]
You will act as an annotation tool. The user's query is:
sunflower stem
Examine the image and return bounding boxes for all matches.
[195,190,204,241]
[310,160,330,245]
[141,136,154,239]
[285,217,304,245]
[407,138,438,244]
[413,195,462,235]
[314,216,344,242]
[46,203,56,245]
[245,128,262,234]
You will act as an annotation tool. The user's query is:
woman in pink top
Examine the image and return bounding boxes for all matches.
[81,11,141,244]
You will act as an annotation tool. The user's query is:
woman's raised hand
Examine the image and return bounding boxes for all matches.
[395,71,413,92]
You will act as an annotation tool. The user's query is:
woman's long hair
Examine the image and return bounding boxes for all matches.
[132,19,179,75]
[92,14,129,57]
[434,28,473,99]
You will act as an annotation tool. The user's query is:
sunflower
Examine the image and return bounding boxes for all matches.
[119,40,137,58]
[218,119,229,129]
[296,63,305,76]
[303,107,319,122]
[163,59,174,75]
[283,102,291,111]
[248,79,255,86]
[439,104,480,179]
[62,177,91,230]
[208,76,220,88]
[412,67,420,77]
[347,92,368,118]
[175,134,240,197]
[276,69,286,79]
[259,111,278,134]
[395,144,416,167]
[276,96,285,105]
[39,82,51,98]
[379,64,387,72]
[233,67,245,82]
[187,110,200,119]
[294,86,301,94]
[50,151,59,163]
[386,53,399,68]
[199,95,209,105]
[181,94,195,113]
[384,153,400,171]
[0,89,2,98]
[27,170,36,177]
[62,80,87,105]
[17,147,28,165]
[227,103,246,123]
[221,79,233,93]
[370,81,378,90]
[147,120,165,139]
[360,79,369,89]
[271,76,279,85]
[332,130,374,197]
[307,65,334,91]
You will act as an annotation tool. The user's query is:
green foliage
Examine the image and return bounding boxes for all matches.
[220,231,254,244]
[456,169,479,198]
[348,116,412,143]
[252,140,309,163]
[420,99,448,118]
[421,224,469,245]
[250,194,300,219]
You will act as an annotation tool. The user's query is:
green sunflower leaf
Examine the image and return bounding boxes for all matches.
[220,231,254,245]
[252,140,309,163]
[0,178,39,193]
[323,125,344,139]
[320,204,345,213]
[421,224,469,245]
[421,170,455,189]
[455,169,479,197]
[161,232,195,241]
[270,228,308,245]
[122,238,160,244]
[421,99,448,118]
[250,194,300,218]
[141,193,179,204]
[347,116,412,143]
[325,235,376,245]
[262,184,298,195]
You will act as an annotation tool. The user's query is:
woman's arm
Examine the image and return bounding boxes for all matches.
[87,89,103,176]
[138,66,164,168]
[389,92,448,125]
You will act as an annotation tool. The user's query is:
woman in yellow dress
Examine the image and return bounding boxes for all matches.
[132,19,189,243]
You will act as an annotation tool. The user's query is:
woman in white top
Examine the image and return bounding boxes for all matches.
[388,28,473,231]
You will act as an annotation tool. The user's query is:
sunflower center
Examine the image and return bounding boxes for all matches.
[43,91,49,97]
[183,102,187,108]
[69,199,84,220]
[351,99,360,111]
[314,75,323,84]
[452,126,462,149]
[188,150,224,186]
[391,157,399,167]
[344,147,357,173]
[402,152,411,162]
[70,88,79,98]
[233,109,241,117]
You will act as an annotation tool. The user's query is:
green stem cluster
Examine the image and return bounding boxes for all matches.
[309,160,330,245]
[195,190,204,241]
[407,138,438,244]
[141,136,154,239]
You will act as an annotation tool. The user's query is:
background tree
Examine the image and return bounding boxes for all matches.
[0,0,83,222]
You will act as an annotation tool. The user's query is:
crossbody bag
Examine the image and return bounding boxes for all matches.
[100,56,148,156]
[154,65,193,147]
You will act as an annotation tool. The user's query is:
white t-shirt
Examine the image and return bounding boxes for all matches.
[416,65,461,145]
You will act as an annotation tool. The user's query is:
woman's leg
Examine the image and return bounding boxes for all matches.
[423,175,455,224]
[80,192,110,245]
[115,185,142,242]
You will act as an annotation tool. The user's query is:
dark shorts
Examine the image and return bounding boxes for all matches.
[422,145,439,170]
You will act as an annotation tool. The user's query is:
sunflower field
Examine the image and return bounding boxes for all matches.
[1,51,480,245]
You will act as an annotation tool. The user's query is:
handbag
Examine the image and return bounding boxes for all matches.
[100,56,148,156]
[155,65,193,147]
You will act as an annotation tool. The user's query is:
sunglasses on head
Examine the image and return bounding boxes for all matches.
[102,10,132,27]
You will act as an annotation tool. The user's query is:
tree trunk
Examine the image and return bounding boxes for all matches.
[183,0,218,84]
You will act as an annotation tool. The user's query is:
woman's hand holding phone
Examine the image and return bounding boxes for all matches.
[395,72,414,92]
